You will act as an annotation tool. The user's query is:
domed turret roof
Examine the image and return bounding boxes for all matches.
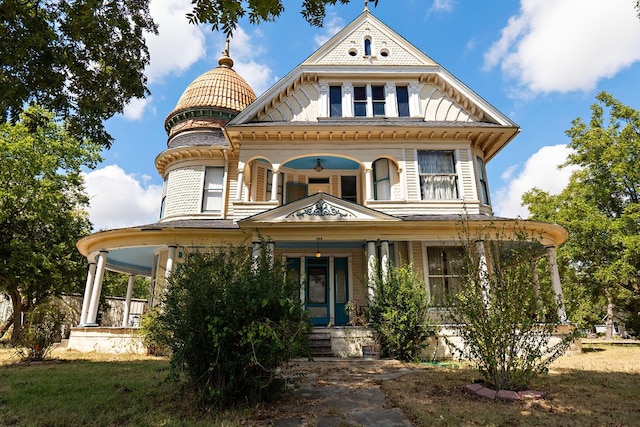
[164,41,257,137]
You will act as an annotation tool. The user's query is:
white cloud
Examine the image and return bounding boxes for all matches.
[314,15,345,47]
[492,144,579,218]
[122,97,152,121]
[83,165,162,231]
[484,0,640,95]
[145,0,206,84]
[429,0,455,13]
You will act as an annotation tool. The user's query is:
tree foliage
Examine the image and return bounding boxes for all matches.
[367,262,437,361]
[523,92,640,335]
[144,242,310,408]
[0,106,102,341]
[447,223,578,391]
[0,0,157,148]
[187,0,378,35]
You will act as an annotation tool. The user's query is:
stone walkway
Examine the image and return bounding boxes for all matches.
[249,359,414,427]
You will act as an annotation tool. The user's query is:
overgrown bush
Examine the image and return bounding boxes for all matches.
[144,242,311,407]
[447,223,579,390]
[368,262,438,361]
[15,300,65,361]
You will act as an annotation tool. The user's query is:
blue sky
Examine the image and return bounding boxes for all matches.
[84,0,640,230]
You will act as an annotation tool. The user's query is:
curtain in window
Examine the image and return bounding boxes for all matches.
[418,151,458,200]
[373,158,390,200]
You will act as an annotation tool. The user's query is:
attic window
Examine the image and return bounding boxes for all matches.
[380,49,389,57]
[364,37,372,56]
[348,48,357,56]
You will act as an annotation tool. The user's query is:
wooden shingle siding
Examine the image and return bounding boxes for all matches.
[164,167,203,217]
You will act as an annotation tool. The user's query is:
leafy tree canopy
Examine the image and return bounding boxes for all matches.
[187,0,378,35]
[0,105,102,340]
[523,92,640,334]
[0,0,157,148]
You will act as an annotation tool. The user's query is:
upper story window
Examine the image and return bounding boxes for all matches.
[329,86,342,117]
[364,37,372,56]
[159,176,168,218]
[476,156,490,205]
[373,158,390,200]
[354,85,385,117]
[341,175,357,203]
[396,86,410,117]
[202,166,224,214]
[418,150,459,200]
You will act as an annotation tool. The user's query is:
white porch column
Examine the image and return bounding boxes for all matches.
[86,250,108,325]
[79,262,97,326]
[236,161,245,201]
[475,240,490,306]
[122,274,135,327]
[366,240,377,304]
[165,245,177,282]
[267,241,275,265]
[270,165,280,202]
[380,240,390,282]
[546,246,567,322]
[252,241,262,270]
[365,167,373,201]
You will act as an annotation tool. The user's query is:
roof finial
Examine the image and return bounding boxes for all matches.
[218,37,234,68]
[364,0,369,12]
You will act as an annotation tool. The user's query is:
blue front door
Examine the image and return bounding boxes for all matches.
[306,257,329,325]
[334,257,349,325]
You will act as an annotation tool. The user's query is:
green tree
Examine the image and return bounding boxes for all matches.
[0,106,102,341]
[367,262,437,361]
[145,242,310,408]
[448,223,577,391]
[187,0,378,35]
[523,92,640,337]
[0,0,157,148]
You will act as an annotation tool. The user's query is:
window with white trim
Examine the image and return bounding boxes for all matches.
[418,150,459,200]
[476,155,490,205]
[353,84,385,117]
[373,158,391,200]
[396,86,410,117]
[159,175,168,218]
[329,85,342,117]
[426,246,464,306]
[202,166,224,214]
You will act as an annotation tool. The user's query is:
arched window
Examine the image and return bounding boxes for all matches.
[364,37,372,56]
[373,158,391,200]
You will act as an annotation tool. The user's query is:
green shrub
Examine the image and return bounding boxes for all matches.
[144,242,310,407]
[15,300,64,361]
[368,262,438,361]
[447,223,579,391]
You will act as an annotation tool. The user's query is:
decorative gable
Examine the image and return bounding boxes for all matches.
[239,193,400,224]
[305,12,436,67]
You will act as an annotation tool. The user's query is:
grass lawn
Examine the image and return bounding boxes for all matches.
[1,342,639,426]
[382,343,640,426]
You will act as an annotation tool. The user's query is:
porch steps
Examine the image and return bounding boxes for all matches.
[308,331,333,357]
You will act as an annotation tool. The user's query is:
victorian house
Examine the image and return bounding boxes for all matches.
[69,10,568,354]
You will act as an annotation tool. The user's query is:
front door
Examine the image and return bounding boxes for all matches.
[334,257,349,325]
[306,257,329,325]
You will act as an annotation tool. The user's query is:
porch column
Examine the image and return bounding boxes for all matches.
[531,259,543,321]
[380,240,390,282]
[267,241,275,265]
[252,241,262,270]
[236,161,245,201]
[270,165,280,202]
[365,167,373,201]
[366,240,377,304]
[165,245,177,282]
[546,246,567,322]
[86,250,108,326]
[475,240,490,306]
[122,274,135,327]
[79,261,97,326]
